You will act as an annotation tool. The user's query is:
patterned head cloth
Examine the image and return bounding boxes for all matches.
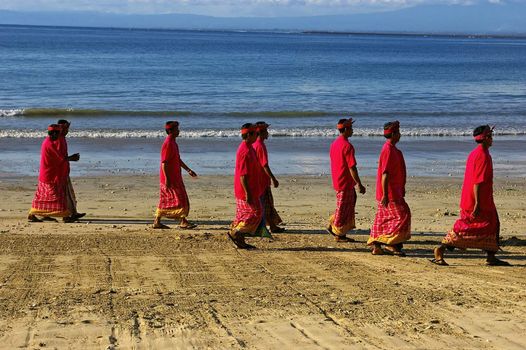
[337,118,354,129]
[473,125,494,141]
[383,120,400,136]
[165,121,179,130]
[240,124,257,135]
[47,124,62,132]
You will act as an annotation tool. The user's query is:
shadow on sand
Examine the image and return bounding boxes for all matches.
[80,218,232,226]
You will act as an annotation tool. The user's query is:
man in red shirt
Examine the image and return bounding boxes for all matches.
[228,123,264,249]
[153,121,197,229]
[28,124,72,222]
[57,119,85,222]
[368,121,411,256]
[253,121,285,234]
[432,125,510,266]
[327,118,366,242]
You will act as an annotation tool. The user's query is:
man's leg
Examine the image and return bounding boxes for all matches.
[486,251,511,266]
[153,214,169,229]
[64,177,85,220]
[329,190,355,242]
[264,188,284,233]
[227,229,256,250]
[431,245,449,266]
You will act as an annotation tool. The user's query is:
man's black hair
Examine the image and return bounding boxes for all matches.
[255,121,269,136]
[473,125,490,137]
[338,118,350,133]
[473,125,491,144]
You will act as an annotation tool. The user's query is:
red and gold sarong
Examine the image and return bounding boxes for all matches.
[262,187,282,228]
[231,198,263,234]
[442,208,499,252]
[155,183,189,219]
[328,189,356,237]
[368,199,411,245]
[29,181,71,217]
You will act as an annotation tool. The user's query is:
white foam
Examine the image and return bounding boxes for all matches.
[0,127,524,139]
[0,109,24,117]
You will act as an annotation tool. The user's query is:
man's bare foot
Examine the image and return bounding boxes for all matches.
[430,246,449,266]
[226,231,255,249]
[73,212,86,220]
[486,258,511,266]
[335,236,355,243]
[371,244,384,255]
[180,218,197,229]
[153,222,170,229]
[486,252,511,266]
[384,245,406,257]
[244,243,257,250]
[28,214,43,223]
[179,221,197,229]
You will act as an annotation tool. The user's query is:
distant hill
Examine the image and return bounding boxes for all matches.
[1,3,526,34]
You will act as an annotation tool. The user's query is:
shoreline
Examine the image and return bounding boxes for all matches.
[2,136,526,178]
[2,174,525,237]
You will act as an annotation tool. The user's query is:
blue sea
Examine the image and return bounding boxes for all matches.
[1,25,525,177]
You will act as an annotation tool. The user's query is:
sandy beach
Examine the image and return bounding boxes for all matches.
[0,174,525,349]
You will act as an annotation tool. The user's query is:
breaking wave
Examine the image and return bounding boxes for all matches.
[2,108,524,119]
[0,127,524,139]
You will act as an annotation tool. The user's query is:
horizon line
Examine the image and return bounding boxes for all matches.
[2,23,526,39]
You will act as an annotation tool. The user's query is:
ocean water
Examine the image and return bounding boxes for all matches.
[1,25,525,177]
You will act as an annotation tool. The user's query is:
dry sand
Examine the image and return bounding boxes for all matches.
[0,174,525,349]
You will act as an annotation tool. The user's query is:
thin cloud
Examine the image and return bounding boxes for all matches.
[123,0,491,5]
[0,0,513,16]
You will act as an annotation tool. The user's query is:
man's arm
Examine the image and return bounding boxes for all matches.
[381,172,389,207]
[472,183,480,217]
[180,159,197,177]
[263,165,279,188]
[240,175,253,204]
[349,166,365,194]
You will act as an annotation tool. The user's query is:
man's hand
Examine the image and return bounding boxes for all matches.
[188,169,197,178]
[381,196,389,207]
[272,177,279,188]
[357,183,366,194]
[68,153,80,162]
[165,180,173,189]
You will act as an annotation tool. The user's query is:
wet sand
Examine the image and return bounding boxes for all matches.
[0,175,525,349]
[2,136,526,178]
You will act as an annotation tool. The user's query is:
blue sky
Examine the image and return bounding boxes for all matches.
[0,0,514,17]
